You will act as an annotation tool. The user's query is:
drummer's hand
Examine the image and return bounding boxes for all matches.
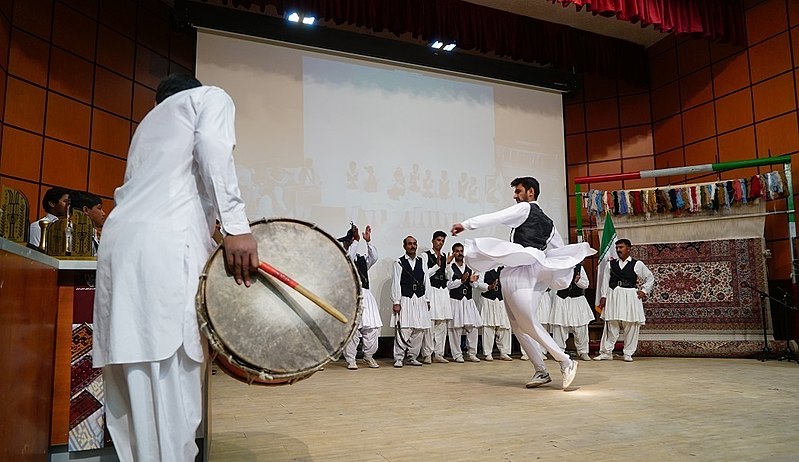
[392,303,401,314]
[599,297,607,308]
[451,223,464,236]
[224,233,259,287]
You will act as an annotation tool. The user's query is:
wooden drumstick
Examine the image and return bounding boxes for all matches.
[257,261,349,324]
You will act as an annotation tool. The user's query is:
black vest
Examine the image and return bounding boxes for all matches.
[481,267,503,301]
[512,203,554,251]
[609,259,638,289]
[450,263,473,300]
[426,250,447,289]
[354,255,370,290]
[399,256,426,298]
[556,264,584,299]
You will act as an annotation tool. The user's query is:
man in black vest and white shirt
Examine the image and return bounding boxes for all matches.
[391,236,432,367]
[446,242,483,363]
[451,177,595,390]
[594,239,655,362]
[422,230,454,363]
[340,224,382,370]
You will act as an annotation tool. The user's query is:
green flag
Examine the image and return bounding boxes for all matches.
[595,214,618,313]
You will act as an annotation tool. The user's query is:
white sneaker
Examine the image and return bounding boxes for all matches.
[407,358,423,366]
[432,356,449,363]
[525,370,552,388]
[561,360,578,390]
[499,354,513,361]
[593,353,613,361]
[483,355,494,361]
[623,355,634,362]
[520,354,529,360]
[347,361,358,370]
[364,356,379,368]
[422,356,433,364]
[454,357,465,363]
[579,353,591,361]
[393,360,403,368]
[466,354,481,362]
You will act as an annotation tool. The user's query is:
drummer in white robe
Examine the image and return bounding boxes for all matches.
[594,239,655,362]
[391,235,432,367]
[452,176,595,390]
[93,75,259,461]
[477,266,513,361]
[422,230,453,363]
[550,264,594,361]
[446,243,483,363]
[341,224,383,369]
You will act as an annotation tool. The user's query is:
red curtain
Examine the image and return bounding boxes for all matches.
[550,0,744,43]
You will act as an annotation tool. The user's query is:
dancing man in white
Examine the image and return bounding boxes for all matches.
[452,177,595,390]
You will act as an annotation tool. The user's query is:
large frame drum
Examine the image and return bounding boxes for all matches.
[197,218,362,384]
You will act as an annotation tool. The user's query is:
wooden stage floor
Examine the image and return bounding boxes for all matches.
[209,355,799,461]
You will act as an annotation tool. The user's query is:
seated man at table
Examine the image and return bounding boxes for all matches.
[29,186,70,248]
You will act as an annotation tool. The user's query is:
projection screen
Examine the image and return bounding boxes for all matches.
[196,30,568,334]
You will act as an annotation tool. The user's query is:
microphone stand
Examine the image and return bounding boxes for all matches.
[742,283,796,362]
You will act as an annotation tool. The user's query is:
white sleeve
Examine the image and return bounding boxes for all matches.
[547,226,565,249]
[425,252,441,278]
[446,265,462,290]
[423,261,432,303]
[365,241,378,268]
[599,261,611,299]
[576,266,589,289]
[461,202,530,230]
[391,259,402,305]
[636,261,655,294]
[476,272,490,292]
[193,88,250,236]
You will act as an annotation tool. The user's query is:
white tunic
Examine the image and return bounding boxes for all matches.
[424,250,453,321]
[461,201,595,290]
[599,257,655,324]
[476,273,511,329]
[93,86,251,367]
[390,254,432,329]
[549,267,595,327]
[446,262,482,328]
[347,241,383,329]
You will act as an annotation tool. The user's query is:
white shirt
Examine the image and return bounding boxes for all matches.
[599,256,655,298]
[347,240,378,270]
[461,201,564,249]
[446,261,479,291]
[93,86,250,367]
[28,212,58,247]
[391,253,431,304]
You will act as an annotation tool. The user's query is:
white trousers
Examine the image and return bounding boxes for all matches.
[481,326,511,357]
[501,266,570,372]
[599,320,642,357]
[421,325,433,358]
[448,325,479,360]
[552,324,590,355]
[103,346,202,462]
[423,320,448,358]
[344,326,380,363]
[394,327,425,361]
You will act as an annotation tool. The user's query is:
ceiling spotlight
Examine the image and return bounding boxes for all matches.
[443,43,456,52]
[431,41,444,49]
[302,16,315,25]
[287,12,300,22]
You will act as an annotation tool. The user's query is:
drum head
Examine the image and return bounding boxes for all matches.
[197,218,361,384]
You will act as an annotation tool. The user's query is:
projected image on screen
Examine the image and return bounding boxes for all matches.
[197,30,568,333]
